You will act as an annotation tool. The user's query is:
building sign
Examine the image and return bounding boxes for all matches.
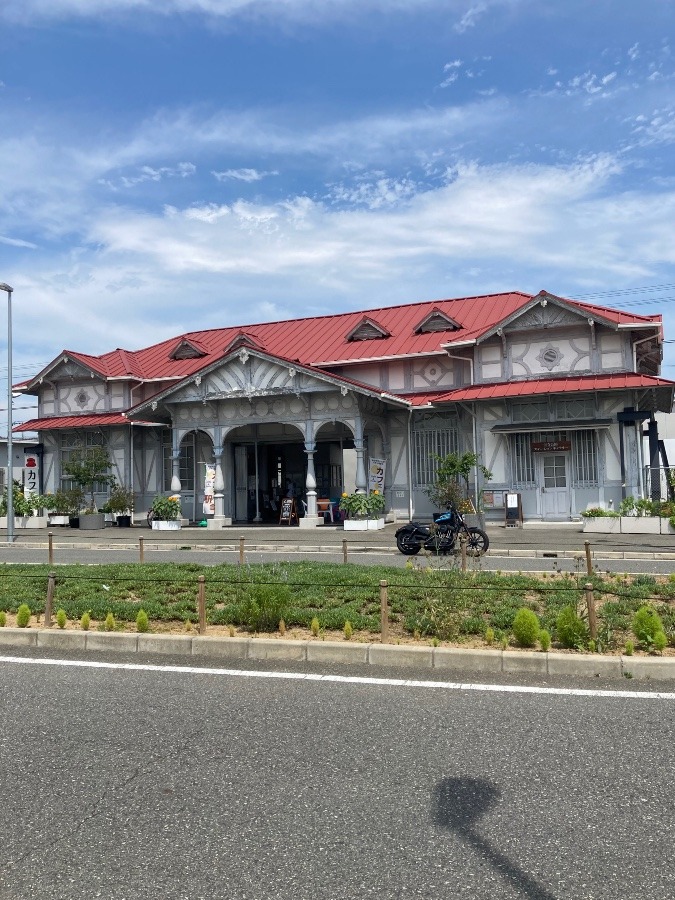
[531,440,571,453]
[368,457,386,493]
[203,464,215,515]
[23,450,40,498]
[482,490,505,509]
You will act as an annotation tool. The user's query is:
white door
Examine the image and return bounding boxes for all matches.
[540,454,570,518]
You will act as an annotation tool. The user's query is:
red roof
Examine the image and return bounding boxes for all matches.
[13,413,132,431]
[435,373,675,403]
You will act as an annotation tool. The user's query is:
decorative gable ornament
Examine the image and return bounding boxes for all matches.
[169,339,207,361]
[224,331,265,354]
[346,317,391,342]
[414,308,461,334]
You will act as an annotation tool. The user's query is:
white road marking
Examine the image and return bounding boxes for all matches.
[0,654,674,700]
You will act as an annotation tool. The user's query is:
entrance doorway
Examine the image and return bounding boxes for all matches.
[539,453,570,518]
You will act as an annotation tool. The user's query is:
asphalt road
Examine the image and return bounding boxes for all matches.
[1,650,674,900]
[1,545,675,575]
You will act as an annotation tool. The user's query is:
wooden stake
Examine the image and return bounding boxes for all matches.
[460,533,467,573]
[139,535,144,563]
[342,539,348,565]
[239,536,245,566]
[584,540,593,577]
[198,575,206,635]
[48,531,54,567]
[380,579,389,644]
[45,571,55,628]
[585,581,598,640]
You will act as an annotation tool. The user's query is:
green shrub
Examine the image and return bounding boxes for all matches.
[632,605,666,650]
[653,629,668,653]
[56,608,67,629]
[16,604,31,628]
[0,611,5,627]
[512,607,540,648]
[556,605,588,649]
[239,583,291,632]
[104,612,115,632]
[311,616,320,637]
[539,629,551,652]
[136,609,149,633]
[624,640,634,656]
[344,620,353,641]
[485,626,495,646]
[80,611,90,631]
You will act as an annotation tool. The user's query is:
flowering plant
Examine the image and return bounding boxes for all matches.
[338,490,385,519]
[150,494,181,521]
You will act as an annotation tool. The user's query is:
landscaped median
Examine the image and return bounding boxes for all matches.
[1,561,675,681]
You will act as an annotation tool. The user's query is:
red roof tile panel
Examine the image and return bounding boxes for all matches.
[435,373,675,403]
[14,413,133,431]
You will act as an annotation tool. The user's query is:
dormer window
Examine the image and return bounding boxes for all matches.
[224,331,264,354]
[346,317,390,342]
[169,339,207,361]
[414,309,461,334]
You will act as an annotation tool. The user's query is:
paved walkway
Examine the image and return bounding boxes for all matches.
[2,520,674,559]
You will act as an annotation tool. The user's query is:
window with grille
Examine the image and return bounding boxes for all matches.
[60,432,109,493]
[412,425,459,487]
[511,434,535,487]
[511,401,549,423]
[572,430,598,487]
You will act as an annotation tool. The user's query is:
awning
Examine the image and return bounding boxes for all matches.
[13,413,158,431]
[491,419,614,434]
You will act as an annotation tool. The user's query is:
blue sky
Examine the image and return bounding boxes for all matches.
[0,0,674,429]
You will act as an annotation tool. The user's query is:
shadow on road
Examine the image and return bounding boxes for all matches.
[432,776,556,900]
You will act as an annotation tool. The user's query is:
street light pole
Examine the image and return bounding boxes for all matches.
[0,283,14,544]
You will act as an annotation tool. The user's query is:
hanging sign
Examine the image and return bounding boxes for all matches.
[203,464,215,515]
[368,457,386,493]
[23,450,40,498]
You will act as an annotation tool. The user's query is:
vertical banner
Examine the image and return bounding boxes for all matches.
[23,450,40,499]
[203,464,216,515]
[368,457,386,493]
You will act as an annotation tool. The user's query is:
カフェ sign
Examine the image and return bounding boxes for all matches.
[531,440,571,452]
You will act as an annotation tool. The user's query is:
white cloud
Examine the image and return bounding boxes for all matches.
[0,235,38,248]
[454,3,487,33]
[212,167,277,182]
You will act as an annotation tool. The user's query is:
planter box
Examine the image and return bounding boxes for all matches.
[343,517,385,531]
[116,515,132,528]
[582,517,620,533]
[620,517,661,534]
[79,513,105,530]
[151,520,181,530]
[48,515,71,526]
[661,518,675,535]
[0,515,48,529]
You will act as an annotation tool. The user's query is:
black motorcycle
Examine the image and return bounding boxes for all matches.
[395,506,489,556]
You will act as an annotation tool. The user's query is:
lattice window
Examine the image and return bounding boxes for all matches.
[412,426,459,488]
[162,432,195,492]
[511,401,549,423]
[556,398,595,420]
[59,432,109,493]
[572,430,598,487]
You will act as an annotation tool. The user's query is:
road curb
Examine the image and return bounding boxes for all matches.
[2,628,674,681]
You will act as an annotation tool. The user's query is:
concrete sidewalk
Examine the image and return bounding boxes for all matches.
[1,520,674,559]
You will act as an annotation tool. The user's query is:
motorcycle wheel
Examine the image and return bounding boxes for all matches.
[396,533,422,555]
[465,527,489,556]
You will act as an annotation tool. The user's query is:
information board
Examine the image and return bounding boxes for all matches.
[279,497,297,525]
[504,492,523,526]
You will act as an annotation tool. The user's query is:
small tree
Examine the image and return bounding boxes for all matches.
[425,451,492,510]
[62,445,114,512]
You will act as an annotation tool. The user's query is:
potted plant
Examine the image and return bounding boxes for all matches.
[0,481,50,528]
[108,482,134,527]
[61,445,115,530]
[339,490,386,531]
[580,506,620,533]
[149,494,182,530]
